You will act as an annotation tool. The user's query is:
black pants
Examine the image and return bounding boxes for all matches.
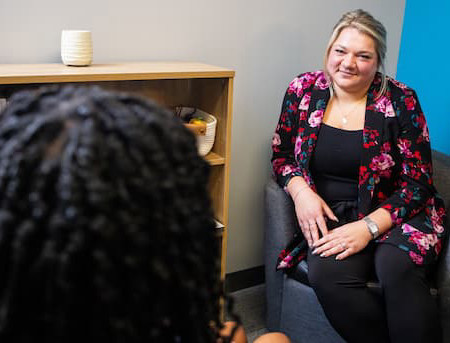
[307,243,441,343]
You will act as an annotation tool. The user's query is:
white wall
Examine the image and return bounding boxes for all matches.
[0,0,405,273]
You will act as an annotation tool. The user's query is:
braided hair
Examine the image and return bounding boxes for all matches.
[0,85,232,342]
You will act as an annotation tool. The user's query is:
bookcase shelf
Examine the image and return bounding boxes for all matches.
[0,62,234,279]
[205,151,226,166]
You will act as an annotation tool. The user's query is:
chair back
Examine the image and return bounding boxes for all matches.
[432,150,450,342]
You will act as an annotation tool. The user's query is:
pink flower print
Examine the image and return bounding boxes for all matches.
[298,93,311,111]
[403,224,439,254]
[288,77,301,92]
[272,158,287,175]
[277,261,288,269]
[409,251,424,265]
[374,96,395,117]
[277,254,294,269]
[371,153,395,173]
[430,207,445,234]
[389,77,408,89]
[404,96,416,111]
[277,258,292,269]
[416,232,438,254]
[300,72,318,85]
[363,129,379,148]
[272,157,285,168]
[299,110,308,121]
[288,78,305,98]
[402,223,416,234]
[391,209,402,225]
[421,121,430,142]
[289,73,317,97]
[381,142,391,153]
[272,133,281,147]
[315,72,330,90]
[397,139,413,158]
[294,136,303,156]
[308,110,323,128]
[281,165,294,176]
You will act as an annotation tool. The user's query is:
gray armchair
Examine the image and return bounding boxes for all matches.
[264,150,450,343]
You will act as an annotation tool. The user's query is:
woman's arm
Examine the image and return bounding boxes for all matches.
[272,73,338,246]
[287,176,337,247]
[378,88,435,225]
[220,321,291,343]
[219,322,247,343]
[272,73,319,188]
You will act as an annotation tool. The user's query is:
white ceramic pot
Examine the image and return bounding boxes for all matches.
[61,30,93,66]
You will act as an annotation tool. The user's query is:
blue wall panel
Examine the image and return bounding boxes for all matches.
[397,0,450,155]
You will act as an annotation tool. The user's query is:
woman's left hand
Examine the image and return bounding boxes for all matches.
[312,220,372,260]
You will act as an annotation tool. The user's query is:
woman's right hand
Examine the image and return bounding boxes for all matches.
[288,177,338,247]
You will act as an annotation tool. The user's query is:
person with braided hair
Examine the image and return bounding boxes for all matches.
[0,85,289,343]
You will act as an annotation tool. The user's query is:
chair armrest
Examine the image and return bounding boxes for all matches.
[264,178,299,262]
[264,178,299,331]
[436,217,450,341]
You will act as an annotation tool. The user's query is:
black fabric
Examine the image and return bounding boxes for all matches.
[310,124,362,204]
[307,244,442,343]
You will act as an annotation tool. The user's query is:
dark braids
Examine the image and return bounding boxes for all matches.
[0,85,236,342]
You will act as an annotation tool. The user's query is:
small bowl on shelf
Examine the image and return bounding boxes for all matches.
[175,107,217,156]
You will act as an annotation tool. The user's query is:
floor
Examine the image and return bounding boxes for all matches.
[228,284,268,342]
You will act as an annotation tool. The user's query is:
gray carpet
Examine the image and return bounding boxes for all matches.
[228,284,268,342]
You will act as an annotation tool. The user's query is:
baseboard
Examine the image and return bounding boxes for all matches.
[225,265,265,293]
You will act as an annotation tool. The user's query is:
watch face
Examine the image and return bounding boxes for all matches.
[371,225,379,238]
[364,218,379,238]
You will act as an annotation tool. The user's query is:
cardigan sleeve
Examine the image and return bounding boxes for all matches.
[378,88,435,225]
[271,76,308,189]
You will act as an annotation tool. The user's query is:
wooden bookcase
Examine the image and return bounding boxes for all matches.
[0,62,234,279]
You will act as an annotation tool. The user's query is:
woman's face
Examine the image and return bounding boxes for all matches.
[326,27,378,95]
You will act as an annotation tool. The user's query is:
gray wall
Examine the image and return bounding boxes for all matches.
[0,0,405,273]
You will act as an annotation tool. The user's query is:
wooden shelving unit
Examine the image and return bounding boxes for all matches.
[0,62,234,279]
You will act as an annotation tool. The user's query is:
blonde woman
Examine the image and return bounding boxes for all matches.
[272,9,446,343]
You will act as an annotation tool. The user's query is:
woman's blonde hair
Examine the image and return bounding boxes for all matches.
[324,9,388,98]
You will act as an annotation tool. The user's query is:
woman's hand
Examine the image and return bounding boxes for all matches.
[312,220,372,260]
[291,185,338,248]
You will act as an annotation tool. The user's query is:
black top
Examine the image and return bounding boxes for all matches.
[310,124,363,204]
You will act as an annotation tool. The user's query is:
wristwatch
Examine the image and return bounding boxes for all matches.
[363,217,380,239]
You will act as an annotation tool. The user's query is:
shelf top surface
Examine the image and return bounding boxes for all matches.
[0,62,235,84]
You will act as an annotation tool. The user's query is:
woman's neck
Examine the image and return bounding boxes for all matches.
[333,85,369,104]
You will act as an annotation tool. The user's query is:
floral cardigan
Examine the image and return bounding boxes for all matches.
[272,70,447,269]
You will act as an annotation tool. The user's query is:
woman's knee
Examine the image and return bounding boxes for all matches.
[307,256,340,295]
[307,254,368,297]
[308,257,363,302]
[254,332,291,343]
